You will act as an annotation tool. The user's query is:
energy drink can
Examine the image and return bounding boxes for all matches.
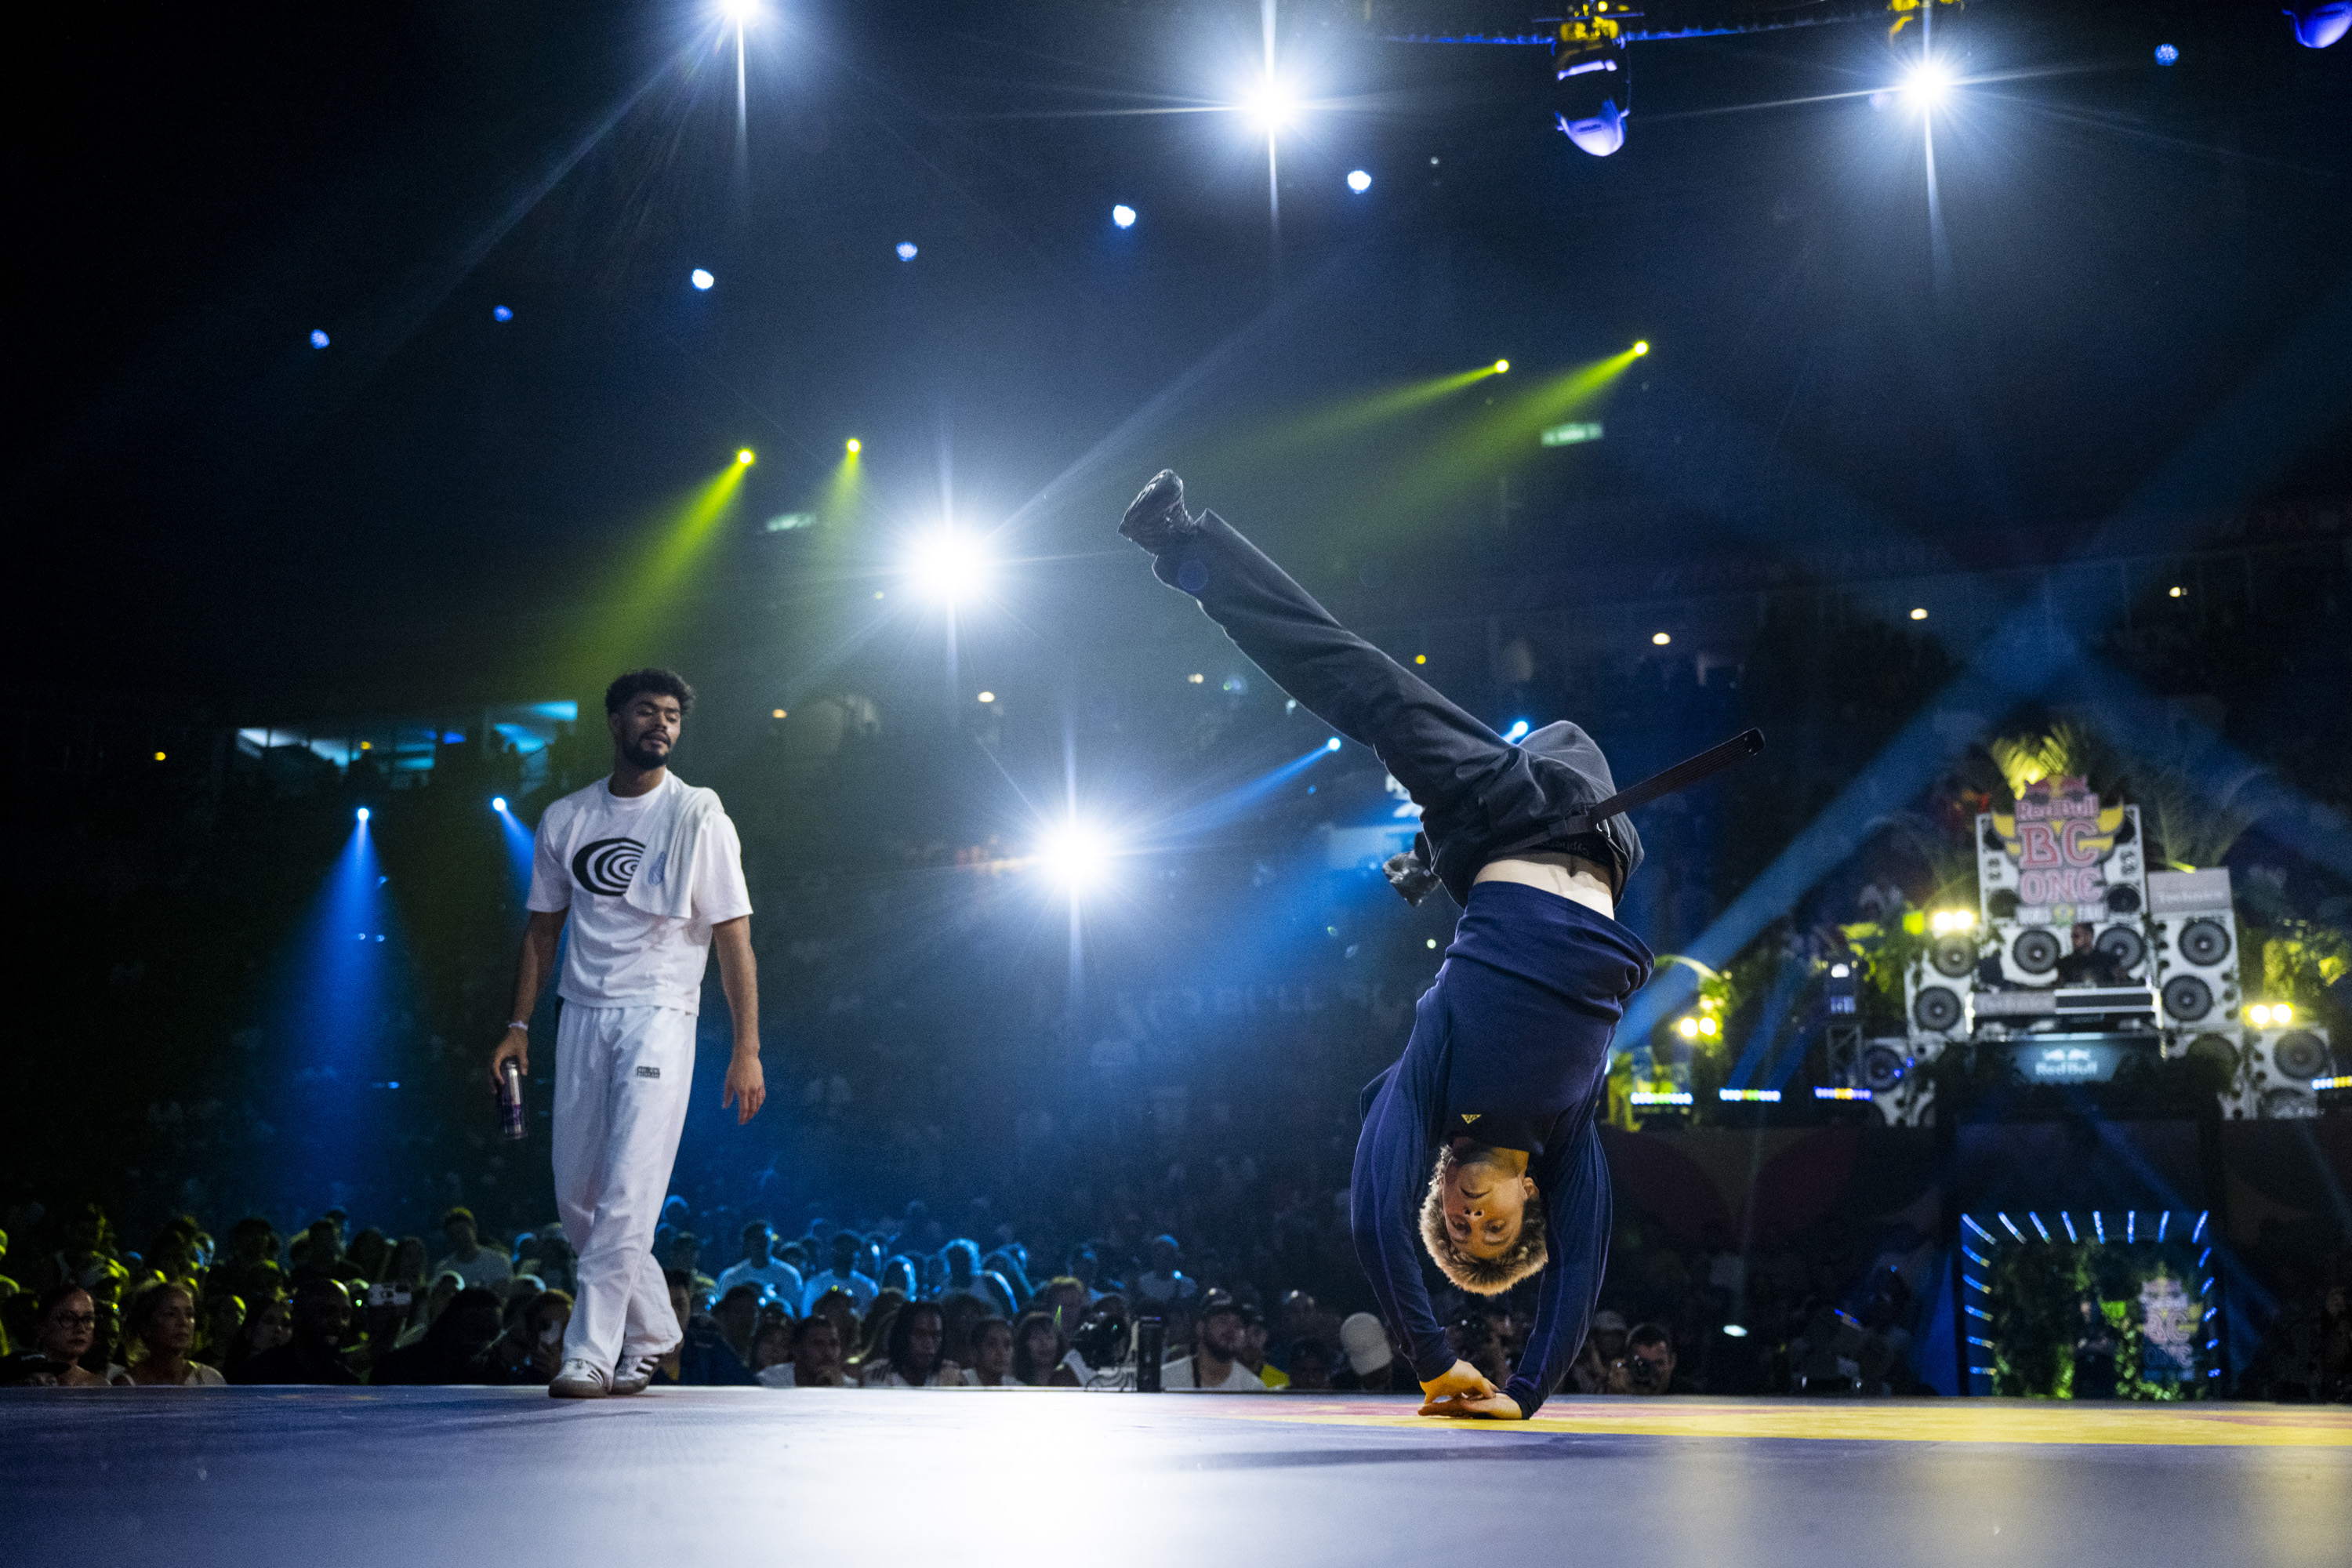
[499,1058,527,1142]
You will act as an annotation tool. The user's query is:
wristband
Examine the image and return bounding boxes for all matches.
[505,1020,530,1033]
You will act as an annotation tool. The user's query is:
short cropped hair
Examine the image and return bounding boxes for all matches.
[605,668,696,717]
[1417,1145,1548,1295]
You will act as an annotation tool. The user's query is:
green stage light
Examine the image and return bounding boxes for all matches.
[1494,359,1510,374]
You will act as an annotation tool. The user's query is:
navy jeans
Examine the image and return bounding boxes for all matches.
[1149,510,1643,905]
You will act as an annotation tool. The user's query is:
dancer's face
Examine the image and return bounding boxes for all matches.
[1440,1160,1536,1260]
[610,693,683,771]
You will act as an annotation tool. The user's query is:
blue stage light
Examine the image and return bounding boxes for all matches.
[2285,6,2350,49]
[1325,737,1342,753]
[2153,42,2179,65]
[895,241,918,261]
[492,305,513,322]
[355,806,371,823]
[1502,720,1531,743]
[492,797,507,813]
[1112,204,1137,229]
[690,268,715,291]
[1346,169,1372,193]
[309,329,330,350]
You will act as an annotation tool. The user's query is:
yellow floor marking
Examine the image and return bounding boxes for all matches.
[1200,1397,2352,1448]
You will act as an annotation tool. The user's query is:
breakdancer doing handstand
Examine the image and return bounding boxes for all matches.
[1119,472,1759,1420]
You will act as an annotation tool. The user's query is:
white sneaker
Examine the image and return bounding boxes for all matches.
[549,1359,610,1399]
[610,1352,662,1396]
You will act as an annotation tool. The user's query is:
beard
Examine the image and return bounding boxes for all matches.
[621,733,671,770]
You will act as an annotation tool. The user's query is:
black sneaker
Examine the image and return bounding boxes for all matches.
[1119,470,1199,553]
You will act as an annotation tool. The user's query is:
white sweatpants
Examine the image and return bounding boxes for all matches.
[552,1002,695,1375]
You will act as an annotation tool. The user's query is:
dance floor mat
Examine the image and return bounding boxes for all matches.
[4,1389,2346,1566]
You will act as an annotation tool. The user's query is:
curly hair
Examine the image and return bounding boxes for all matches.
[1418,1144,1548,1295]
[604,667,696,717]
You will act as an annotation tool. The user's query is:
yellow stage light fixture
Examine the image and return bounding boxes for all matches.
[1414,654,1428,665]
[1494,359,1510,374]
[846,438,862,455]
[2168,585,2185,597]
[1632,340,1650,356]
[1910,607,1929,620]
[1699,1015,1719,1037]
[153,750,167,762]
[771,708,786,719]
[736,448,756,466]
[1676,1015,1701,1040]
[977,691,996,704]
[1652,631,1671,646]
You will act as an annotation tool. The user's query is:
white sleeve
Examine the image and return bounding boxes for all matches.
[526,803,572,913]
[694,809,753,925]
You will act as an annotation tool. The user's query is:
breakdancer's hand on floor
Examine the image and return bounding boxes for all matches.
[1417,1359,1497,1405]
[1420,1391,1525,1421]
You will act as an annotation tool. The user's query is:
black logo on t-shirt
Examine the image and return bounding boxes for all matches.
[572,837,644,897]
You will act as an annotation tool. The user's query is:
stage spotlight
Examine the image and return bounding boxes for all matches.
[2153,43,2180,65]
[1652,631,1671,646]
[720,0,760,24]
[846,437,862,455]
[1239,72,1301,133]
[977,691,996,704]
[1900,57,1958,110]
[309,329,330,349]
[1632,340,1650,356]
[1346,169,1372,193]
[1493,359,1511,374]
[736,448,756,466]
[356,807,372,824]
[1722,1323,1751,1338]
[1676,1015,1701,1040]
[895,241,918,261]
[492,797,507,813]
[906,530,993,603]
[1552,16,1630,157]
[492,305,513,322]
[1325,737,1342,753]
[1037,820,1116,894]
[1930,909,1977,936]
[771,708,786,719]
[1502,720,1532,743]
[2285,6,2350,49]
[153,750,167,762]
[2168,584,2185,598]
[690,268,715,291]
[1111,204,1137,229]
[1911,607,1929,620]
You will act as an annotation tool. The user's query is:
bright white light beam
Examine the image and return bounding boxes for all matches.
[904,530,995,604]
[1037,820,1119,895]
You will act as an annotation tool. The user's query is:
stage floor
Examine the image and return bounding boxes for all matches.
[3,1390,2346,1566]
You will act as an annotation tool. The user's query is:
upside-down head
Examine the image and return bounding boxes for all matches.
[1418,1143,1548,1294]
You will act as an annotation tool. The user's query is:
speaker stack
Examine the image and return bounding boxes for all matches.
[2230,1024,2339,1120]
[1977,803,2150,989]
[2147,869,2241,1034]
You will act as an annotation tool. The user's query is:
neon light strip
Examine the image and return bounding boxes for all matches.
[2312,1075,2351,1091]
[2158,1211,2170,1242]
[1962,1214,1995,1243]
[1998,1213,2026,1243]
[2193,1210,2209,1242]
[1716,1088,1781,1102]
[1813,1086,1871,1100]
[2029,1213,2051,1243]
[1965,1305,1992,1321]
[1962,1247,1989,1268]
[1630,1091,1694,1105]
[1967,1336,1994,1348]
[2062,1211,2079,1243]
[2094,1212,2107,1243]
[1962,1276,1986,1294]
[2127,1211,2136,1244]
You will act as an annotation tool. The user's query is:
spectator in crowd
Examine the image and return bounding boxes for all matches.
[230,1277,359,1385]
[9,1284,111,1386]
[1571,1309,1632,1395]
[748,1319,794,1380]
[938,1238,1016,1317]
[209,1218,283,1307]
[219,1296,291,1378]
[1336,1312,1405,1392]
[370,1287,506,1385]
[291,1219,363,1290]
[1011,1310,1073,1388]
[712,1283,765,1367]
[766,1313,846,1388]
[1607,1323,1679,1396]
[666,1232,718,1305]
[1237,1301,1289,1389]
[1134,1235,1197,1308]
[115,1281,224,1385]
[1162,1291,1263,1391]
[800,1232,879,1316]
[499,1289,574,1385]
[717,1222,804,1311]
[863,1301,965,1387]
[1065,1246,1107,1302]
[656,1270,756,1386]
[431,1207,510,1294]
[195,1290,246,1366]
[28,1203,129,1300]
[806,1285,861,1352]
[531,1225,579,1297]
[346,1227,392,1285]
[967,1316,1016,1386]
[1286,1338,1336,1392]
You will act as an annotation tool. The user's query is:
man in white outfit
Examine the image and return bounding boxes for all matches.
[488,668,765,1399]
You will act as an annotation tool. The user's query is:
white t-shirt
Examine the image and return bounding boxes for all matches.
[1161,1354,1264,1392]
[717,1258,806,1307]
[527,775,753,1014]
[432,1247,511,1292]
[757,1363,798,1388]
[800,1269,879,1316]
